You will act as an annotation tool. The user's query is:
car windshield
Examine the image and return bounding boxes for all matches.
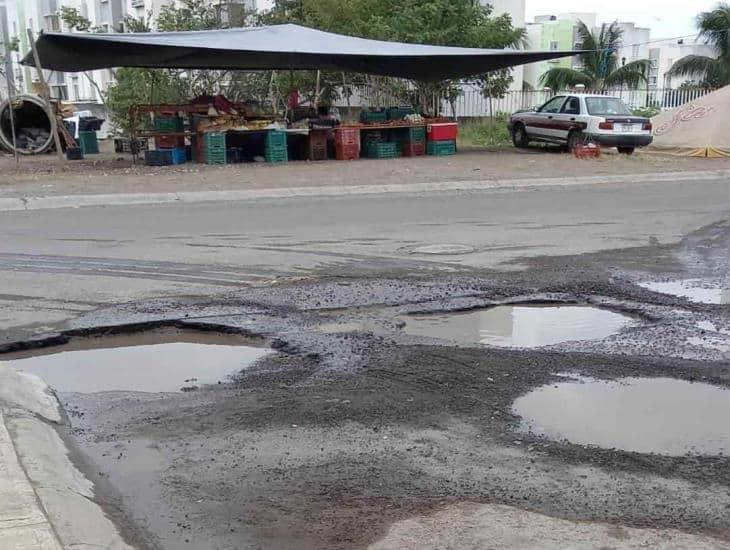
[585,97,633,116]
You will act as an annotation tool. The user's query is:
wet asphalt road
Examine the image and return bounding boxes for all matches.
[1,175,730,549]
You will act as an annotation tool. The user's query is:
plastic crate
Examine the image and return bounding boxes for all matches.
[154,116,184,132]
[401,142,426,157]
[308,130,328,160]
[114,137,148,154]
[65,146,83,160]
[426,140,456,156]
[360,109,387,124]
[427,123,458,141]
[406,126,426,143]
[265,149,288,163]
[335,143,360,161]
[145,150,172,166]
[78,131,99,154]
[205,150,227,165]
[155,135,185,149]
[203,132,226,149]
[334,127,360,147]
[365,141,400,159]
[387,106,415,120]
[265,130,287,148]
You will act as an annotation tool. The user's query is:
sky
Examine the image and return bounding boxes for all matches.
[525,0,716,39]
[258,0,716,40]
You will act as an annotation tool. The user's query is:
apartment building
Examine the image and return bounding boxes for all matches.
[0,0,257,103]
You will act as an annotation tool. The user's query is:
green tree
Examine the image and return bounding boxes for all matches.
[540,21,651,91]
[668,3,730,88]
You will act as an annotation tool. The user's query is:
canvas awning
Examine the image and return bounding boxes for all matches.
[23,24,581,81]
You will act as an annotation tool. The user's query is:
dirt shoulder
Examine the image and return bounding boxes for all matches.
[1,145,729,199]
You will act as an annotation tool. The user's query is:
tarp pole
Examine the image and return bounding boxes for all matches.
[3,42,18,164]
[26,28,65,162]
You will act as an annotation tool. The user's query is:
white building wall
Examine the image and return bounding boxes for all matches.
[481,0,526,91]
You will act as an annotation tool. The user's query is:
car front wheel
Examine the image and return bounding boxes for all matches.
[512,124,530,149]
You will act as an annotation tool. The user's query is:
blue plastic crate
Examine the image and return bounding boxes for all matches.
[145,148,187,166]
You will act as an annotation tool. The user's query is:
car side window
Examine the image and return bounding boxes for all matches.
[561,97,581,115]
[539,96,566,114]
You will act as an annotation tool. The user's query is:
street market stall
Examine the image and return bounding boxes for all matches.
[22,24,581,165]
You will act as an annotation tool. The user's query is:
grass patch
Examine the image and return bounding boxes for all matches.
[457,116,512,150]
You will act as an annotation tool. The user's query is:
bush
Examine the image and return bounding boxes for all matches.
[632,106,660,118]
[457,116,511,149]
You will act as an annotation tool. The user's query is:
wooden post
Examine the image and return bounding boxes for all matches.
[3,44,18,163]
[26,29,64,161]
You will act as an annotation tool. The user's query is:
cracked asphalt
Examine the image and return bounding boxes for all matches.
[1,171,729,549]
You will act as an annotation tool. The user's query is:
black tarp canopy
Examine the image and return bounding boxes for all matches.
[24,24,580,81]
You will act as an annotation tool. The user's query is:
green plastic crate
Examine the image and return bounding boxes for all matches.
[386,106,415,120]
[426,140,456,156]
[365,141,399,159]
[265,131,287,148]
[154,116,184,132]
[265,149,288,163]
[78,131,99,154]
[391,126,426,144]
[360,110,387,124]
[203,132,226,149]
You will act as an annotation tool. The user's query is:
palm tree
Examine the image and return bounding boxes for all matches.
[668,3,730,87]
[540,21,651,91]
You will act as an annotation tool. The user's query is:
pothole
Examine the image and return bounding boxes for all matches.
[401,305,636,348]
[640,279,729,304]
[0,328,271,394]
[513,376,730,456]
[409,244,476,255]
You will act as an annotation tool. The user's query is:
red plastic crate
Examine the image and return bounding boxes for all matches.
[155,134,185,149]
[573,143,602,159]
[334,127,361,147]
[335,143,360,161]
[427,122,458,141]
[401,142,426,157]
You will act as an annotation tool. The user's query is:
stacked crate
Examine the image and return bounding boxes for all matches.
[360,109,387,124]
[144,148,187,166]
[426,123,458,156]
[265,130,288,163]
[308,130,328,161]
[386,106,416,121]
[399,126,426,157]
[203,132,227,165]
[334,127,360,161]
[364,141,400,159]
[154,115,185,150]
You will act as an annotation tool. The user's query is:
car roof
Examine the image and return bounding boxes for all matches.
[552,93,623,99]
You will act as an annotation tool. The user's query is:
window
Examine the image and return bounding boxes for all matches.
[539,96,567,114]
[585,97,633,116]
[649,76,658,86]
[51,85,68,100]
[549,41,559,51]
[44,15,60,31]
[561,97,581,115]
[632,45,640,58]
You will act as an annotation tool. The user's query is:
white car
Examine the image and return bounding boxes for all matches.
[508,94,653,155]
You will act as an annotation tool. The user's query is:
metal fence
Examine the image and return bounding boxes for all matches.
[340,84,714,118]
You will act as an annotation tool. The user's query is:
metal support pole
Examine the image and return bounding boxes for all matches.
[26,29,65,161]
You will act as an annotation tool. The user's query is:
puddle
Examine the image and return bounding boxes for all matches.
[639,279,729,304]
[0,328,271,394]
[513,377,730,456]
[402,305,635,348]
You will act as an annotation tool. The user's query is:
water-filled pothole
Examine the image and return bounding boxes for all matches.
[513,377,730,456]
[1,328,271,394]
[639,279,729,304]
[402,305,635,348]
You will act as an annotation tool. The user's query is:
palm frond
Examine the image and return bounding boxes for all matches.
[539,67,594,91]
[697,4,730,58]
[667,55,721,80]
[605,59,651,88]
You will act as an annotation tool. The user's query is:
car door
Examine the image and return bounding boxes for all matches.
[525,96,567,141]
[553,96,582,142]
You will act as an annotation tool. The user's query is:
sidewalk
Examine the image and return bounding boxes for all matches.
[0,366,133,550]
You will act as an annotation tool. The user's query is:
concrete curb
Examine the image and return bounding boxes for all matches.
[1,169,728,212]
[0,366,133,549]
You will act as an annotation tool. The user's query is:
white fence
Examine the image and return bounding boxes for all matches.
[340,84,714,118]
